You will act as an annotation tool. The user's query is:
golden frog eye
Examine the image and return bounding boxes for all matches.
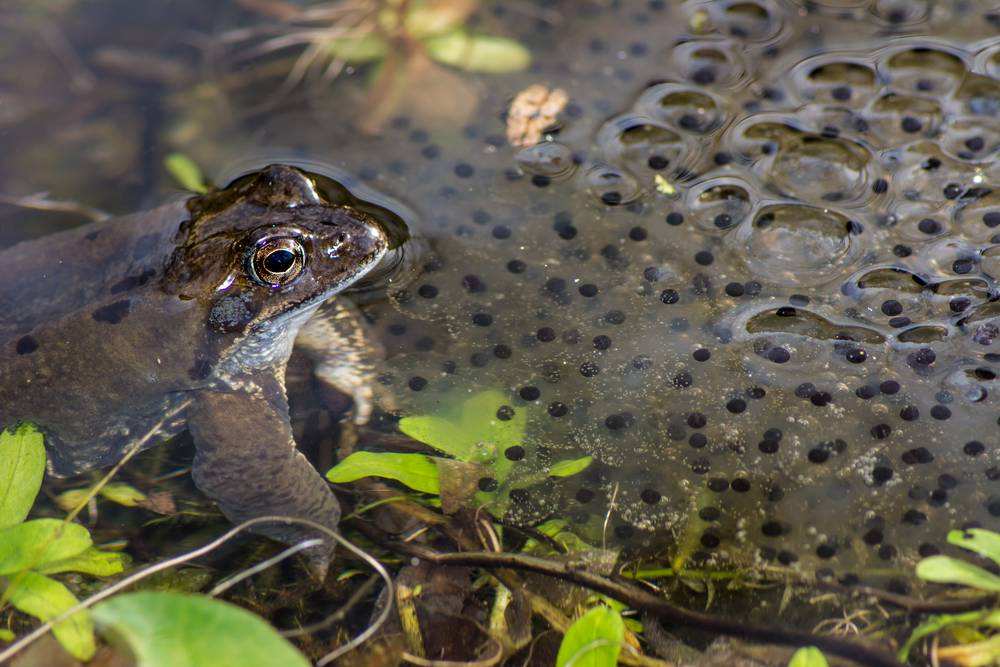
[248,237,306,286]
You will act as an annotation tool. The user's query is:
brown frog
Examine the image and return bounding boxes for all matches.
[0,164,403,575]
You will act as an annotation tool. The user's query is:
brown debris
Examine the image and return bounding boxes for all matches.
[505,84,569,147]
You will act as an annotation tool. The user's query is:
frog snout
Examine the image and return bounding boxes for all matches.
[322,220,388,262]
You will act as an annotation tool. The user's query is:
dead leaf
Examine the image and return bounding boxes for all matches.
[506,84,569,147]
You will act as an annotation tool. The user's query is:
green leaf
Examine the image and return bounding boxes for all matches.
[916,555,1000,592]
[948,529,1000,568]
[0,423,46,529]
[4,571,95,661]
[36,547,128,577]
[549,456,593,478]
[326,452,441,495]
[398,390,526,483]
[423,30,531,73]
[788,646,829,667]
[325,33,388,63]
[93,592,309,667]
[99,482,147,507]
[0,519,92,574]
[164,153,209,194]
[556,605,624,667]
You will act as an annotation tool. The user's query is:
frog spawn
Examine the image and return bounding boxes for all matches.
[352,4,1000,586]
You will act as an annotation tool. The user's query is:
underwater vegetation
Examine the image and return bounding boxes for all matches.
[2,0,1000,665]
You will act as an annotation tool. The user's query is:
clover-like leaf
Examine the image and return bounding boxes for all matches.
[398,390,526,483]
[556,605,624,667]
[4,571,95,661]
[36,547,129,577]
[93,592,308,667]
[549,456,593,478]
[326,452,440,495]
[788,647,828,667]
[916,555,1000,592]
[0,423,46,529]
[0,519,92,574]
[164,153,209,194]
[423,30,531,73]
[948,528,1000,569]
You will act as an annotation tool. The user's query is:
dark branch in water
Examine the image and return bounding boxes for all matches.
[816,580,997,614]
[356,523,904,667]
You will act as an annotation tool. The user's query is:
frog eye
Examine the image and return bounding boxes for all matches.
[248,237,306,287]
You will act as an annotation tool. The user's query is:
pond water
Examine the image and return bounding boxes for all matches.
[2,0,1000,598]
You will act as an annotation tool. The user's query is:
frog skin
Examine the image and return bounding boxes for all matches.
[0,164,397,576]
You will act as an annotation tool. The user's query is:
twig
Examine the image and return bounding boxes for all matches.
[815,579,997,614]
[0,516,393,666]
[358,530,904,667]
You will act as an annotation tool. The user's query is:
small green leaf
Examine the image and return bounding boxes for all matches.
[164,153,209,194]
[556,605,624,667]
[788,646,829,667]
[36,547,128,577]
[0,628,14,642]
[99,482,147,507]
[4,571,95,661]
[326,452,441,495]
[398,415,473,460]
[0,423,46,529]
[0,519,92,574]
[398,390,527,483]
[423,30,531,73]
[549,456,593,478]
[93,592,309,667]
[916,555,1000,592]
[948,529,1000,568]
[325,33,388,63]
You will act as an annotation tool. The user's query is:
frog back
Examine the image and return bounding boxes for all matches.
[0,200,188,340]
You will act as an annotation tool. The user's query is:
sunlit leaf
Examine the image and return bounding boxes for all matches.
[556,605,624,667]
[948,529,1000,569]
[549,456,593,478]
[164,153,208,194]
[326,452,441,495]
[916,555,1000,592]
[35,547,128,577]
[0,423,46,529]
[398,390,526,483]
[93,592,309,667]
[788,646,829,667]
[424,30,531,73]
[0,519,92,574]
[325,33,388,63]
[4,571,95,661]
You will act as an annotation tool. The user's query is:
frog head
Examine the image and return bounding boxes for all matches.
[163,164,396,339]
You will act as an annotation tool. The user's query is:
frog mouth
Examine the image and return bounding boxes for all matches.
[343,237,427,304]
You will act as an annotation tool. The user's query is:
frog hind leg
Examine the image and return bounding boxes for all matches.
[294,298,382,425]
[186,374,340,579]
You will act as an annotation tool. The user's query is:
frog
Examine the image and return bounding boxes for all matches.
[0,163,403,576]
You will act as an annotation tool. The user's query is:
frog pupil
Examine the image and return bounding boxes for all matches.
[263,249,295,273]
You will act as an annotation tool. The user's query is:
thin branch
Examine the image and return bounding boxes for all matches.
[359,529,904,667]
[0,516,393,666]
[815,580,997,615]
